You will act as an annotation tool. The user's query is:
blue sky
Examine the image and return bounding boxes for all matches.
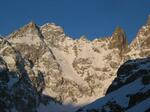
[0,0,150,42]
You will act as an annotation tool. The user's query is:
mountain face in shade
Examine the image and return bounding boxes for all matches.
[0,16,150,112]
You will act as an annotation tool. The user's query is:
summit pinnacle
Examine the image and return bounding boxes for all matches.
[109,26,128,52]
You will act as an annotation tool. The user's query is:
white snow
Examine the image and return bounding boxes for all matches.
[51,47,87,86]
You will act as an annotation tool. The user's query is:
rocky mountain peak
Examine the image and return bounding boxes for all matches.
[9,21,39,37]
[26,21,37,28]
[130,16,150,51]
[8,21,44,45]
[40,23,64,34]
[109,26,128,52]
[40,23,67,48]
[78,35,89,42]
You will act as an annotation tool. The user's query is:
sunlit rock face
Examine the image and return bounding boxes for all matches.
[0,16,150,112]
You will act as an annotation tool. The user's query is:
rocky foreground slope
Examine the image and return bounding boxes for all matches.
[0,16,150,112]
[77,57,150,112]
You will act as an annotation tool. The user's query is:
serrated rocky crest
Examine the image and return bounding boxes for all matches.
[129,16,150,58]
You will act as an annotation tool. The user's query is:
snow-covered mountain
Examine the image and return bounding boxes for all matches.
[0,16,150,112]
